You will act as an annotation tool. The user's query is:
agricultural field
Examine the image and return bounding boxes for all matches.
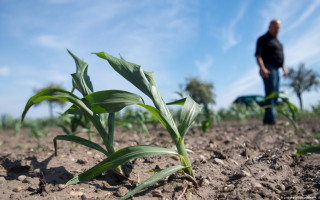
[1,50,320,200]
[0,115,319,199]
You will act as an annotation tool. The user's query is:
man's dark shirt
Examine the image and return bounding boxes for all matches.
[255,32,284,68]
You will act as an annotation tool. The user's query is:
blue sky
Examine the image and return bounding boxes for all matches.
[1,0,320,118]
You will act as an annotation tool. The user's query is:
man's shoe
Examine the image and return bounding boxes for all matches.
[263,121,276,125]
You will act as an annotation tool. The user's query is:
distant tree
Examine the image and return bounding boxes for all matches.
[34,83,66,117]
[184,77,216,118]
[285,64,320,110]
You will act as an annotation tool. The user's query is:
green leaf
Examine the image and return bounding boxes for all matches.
[21,88,89,123]
[64,104,83,115]
[85,90,144,113]
[120,165,185,200]
[58,124,71,135]
[20,88,111,152]
[95,51,193,175]
[295,144,320,155]
[65,145,178,186]
[138,104,179,138]
[54,135,108,156]
[95,52,154,99]
[95,52,180,139]
[67,49,94,96]
[178,96,202,138]
[166,97,187,105]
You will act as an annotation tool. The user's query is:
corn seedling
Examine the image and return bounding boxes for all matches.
[21,50,137,177]
[263,91,299,131]
[21,50,201,199]
[90,52,202,198]
[295,142,320,155]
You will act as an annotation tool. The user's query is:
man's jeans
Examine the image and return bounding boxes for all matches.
[262,66,280,124]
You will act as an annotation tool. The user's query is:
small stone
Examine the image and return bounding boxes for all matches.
[252,182,263,189]
[27,186,36,192]
[213,158,224,165]
[70,190,84,196]
[58,184,66,190]
[242,170,252,177]
[34,168,41,174]
[278,184,285,191]
[199,155,206,162]
[94,154,101,159]
[0,177,6,183]
[222,186,229,192]
[114,187,128,197]
[23,177,32,183]
[18,175,26,181]
[87,151,92,155]
[229,171,245,181]
[202,179,210,186]
[155,165,165,170]
[76,159,88,165]
[152,190,163,197]
[104,191,112,196]
[25,160,32,166]
[81,194,88,200]
[209,143,215,149]
[13,187,23,192]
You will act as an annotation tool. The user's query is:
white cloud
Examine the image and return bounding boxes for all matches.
[49,71,70,83]
[287,1,320,31]
[221,1,247,51]
[285,12,320,66]
[259,1,298,30]
[34,35,71,49]
[17,79,40,87]
[230,68,260,95]
[0,66,10,76]
[258,1,320,67]
[195,55,213,79]
[286,29,320,66]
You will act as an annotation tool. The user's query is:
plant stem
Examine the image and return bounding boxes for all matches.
[88,122,93,141]
[90,115,112,155]
[175,138,194,178]
[150,92,194,178]
[107,113,115,154]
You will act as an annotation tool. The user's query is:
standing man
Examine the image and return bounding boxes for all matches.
[255,19,288,125]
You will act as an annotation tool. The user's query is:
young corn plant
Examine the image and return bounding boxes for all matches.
[295,143,320,155]
[21,50,202,199]
[263,91,299,131]
[21,50,159,176]
[94,51,202,175]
